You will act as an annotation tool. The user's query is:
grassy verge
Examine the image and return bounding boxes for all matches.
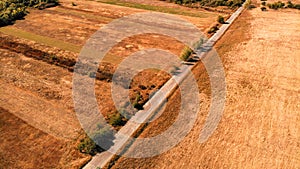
[94,0,215,18]
[0,27,81,53]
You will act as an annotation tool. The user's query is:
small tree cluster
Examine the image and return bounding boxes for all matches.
[267,1,285,9]
[286,1,300,9]
[0,1,27,26]
[217,15,225,24]
[0,0,59,26]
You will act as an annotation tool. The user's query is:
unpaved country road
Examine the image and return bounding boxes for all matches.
[110,5,300,169]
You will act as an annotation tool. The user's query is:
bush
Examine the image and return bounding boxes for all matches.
[245,0,256,9]
[78,137,98,155]
[295,4,300,9]
[109,112,127,127]
[71,2,77,6]
[132,92,143,110]
[261,1,266,6]
[208,24,219,34]
[217,15,225,24]
[286,1,300,9]
[180,46,192,61]
[287,1,293,8]
[78,122,115,155]
[92,126,115,150]
[261,6,267,11]
[267,1,285,9]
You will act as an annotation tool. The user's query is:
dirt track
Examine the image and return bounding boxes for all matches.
[110,5,300,169]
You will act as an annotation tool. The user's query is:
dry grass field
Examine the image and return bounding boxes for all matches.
[0,0,226,168]
[1,0,298,168]
[109,2,300,169]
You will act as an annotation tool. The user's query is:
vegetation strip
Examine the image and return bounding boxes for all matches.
[93,0,214,18]
[0,35,115,81]
[0,36,76,70]
[0,27,81,53]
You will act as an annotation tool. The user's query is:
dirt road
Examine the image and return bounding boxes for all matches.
[111,5,300,169]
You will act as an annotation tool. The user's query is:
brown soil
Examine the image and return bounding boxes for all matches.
[109,5,300,169]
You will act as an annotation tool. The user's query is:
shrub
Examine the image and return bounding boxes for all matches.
[295,4,300,9]
[78,123,115,155]
[267,1,285,9]
[71,2,77,6]
[261,6,267,11]
[287,1,293,8]
[208,24,219,34]
[109,112,127,127]
[245,0,256,9]
[180,46,192,61]
[261,1,266,6]
[78,137,97,155]
[286,1,300,9]
[132,92,143,110]
[217,15,225,24]
[92,126,115,150]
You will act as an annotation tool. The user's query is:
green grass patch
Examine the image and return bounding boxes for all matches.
[94,0,215,18]
[0,27,81,53]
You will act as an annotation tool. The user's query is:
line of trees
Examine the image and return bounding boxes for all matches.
[0,0,59,26]
[167,0,246,8]
[267,1,300,10]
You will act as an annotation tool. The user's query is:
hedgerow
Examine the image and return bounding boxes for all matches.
[169,0,246,8]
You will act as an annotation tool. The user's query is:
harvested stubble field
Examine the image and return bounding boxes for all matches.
[0,0,226,168]
[109,1,300,168]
